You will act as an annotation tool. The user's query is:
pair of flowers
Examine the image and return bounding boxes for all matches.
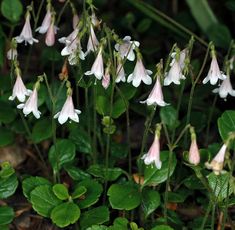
[203,55,235,99]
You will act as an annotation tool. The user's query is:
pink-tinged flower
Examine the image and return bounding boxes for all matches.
[127,58,152,87]
[36,10,51,34]
[60,29,85,64]
[45,23,55,46]
[17,88,40,119]
[115,36,140,61]
[73,14,79,30]
[205,144,227,175]
[212,76,235,99]
[102,67,110,89]
[54,95,81,124]
[140,76,168,106]
[85,25,99,55]
[85,49,104,80]
[170,49,187,69]
[9,74,31,102]
[142,133,162,169]
[188,139,200,165]
[115,62,125,83]
[164,60,185,86]
[7,48,17,60]
[203,56,226,85]
[15,14,38,45]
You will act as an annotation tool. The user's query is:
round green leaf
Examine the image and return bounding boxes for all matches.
[22,176,51,200]
[0,206,14,225]
[32,118,52,143]
[151,225,174,230]
[0,162,15,179]
[80,206,109,230]
[108,183,141,210]
[64,165,91,181]
[30,185,62,217]
[49,139,76,172]
[1,0,23,22]
[218,110,235,149]
[52,184,69,200]
[143,151,177,186]
[77,179,103,209]
[160,106,179,130]
[72,186,87,199]
[0,174,18,199]
[207,172,233,202]
[69,128,92,154]
[87,165,124,181]
[141,188,161,218]
[51,202,80,228]
[0,128,14,147]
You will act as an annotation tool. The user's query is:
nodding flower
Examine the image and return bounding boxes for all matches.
[85,25,99,56]
[205,144,227,175]
[140,75,168,107]
[115,60,126,83]
[142,124,162,169]
[102,66,111,89]
[15,13,38,45]
[36,10,52,34]
[127,56,152,87]
[9,72,31,102]
[17,87,41,119]
[85,48,104,80]
[212,75,235,99]
[188,139,200,166]
[54,93,81,124]
[115,36,139,61]
[203,55,226,85]
[164,59,185,86]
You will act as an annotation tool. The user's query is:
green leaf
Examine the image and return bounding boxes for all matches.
[137,18,152,33]
[0,100,16,124]
[77,179,103,209]
[22,176,51,199]
[51,202,80,228]
[151,225,174,230]
[110,217,128,230]
[218,110,235,149]
[226,0,235,11]
[30,185,62,217]
[186,0,218,32]
[108,183,141,210]
[141,188,161,218]
[112,99,128,118]
[0,174,18,199]
[32,118,52,143]
[0,206,14,225]
[118,84,137,100]
[41,47,62,62]
[80,206,109,230]
[207,23,232,48]
[0,128,14,147]
[87,165,124,181]
[160,106,179,130]
[1,0,23,22]
[143,151,177,186]
[207,172,233,202]
[86,226,108,230]
[72,186,87,199]
[49,139,76,172]
[96,96,109,115]
[52,184,70,200]
[69,128,92,154]
[0,162,15,178]
[64,165,91,181]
